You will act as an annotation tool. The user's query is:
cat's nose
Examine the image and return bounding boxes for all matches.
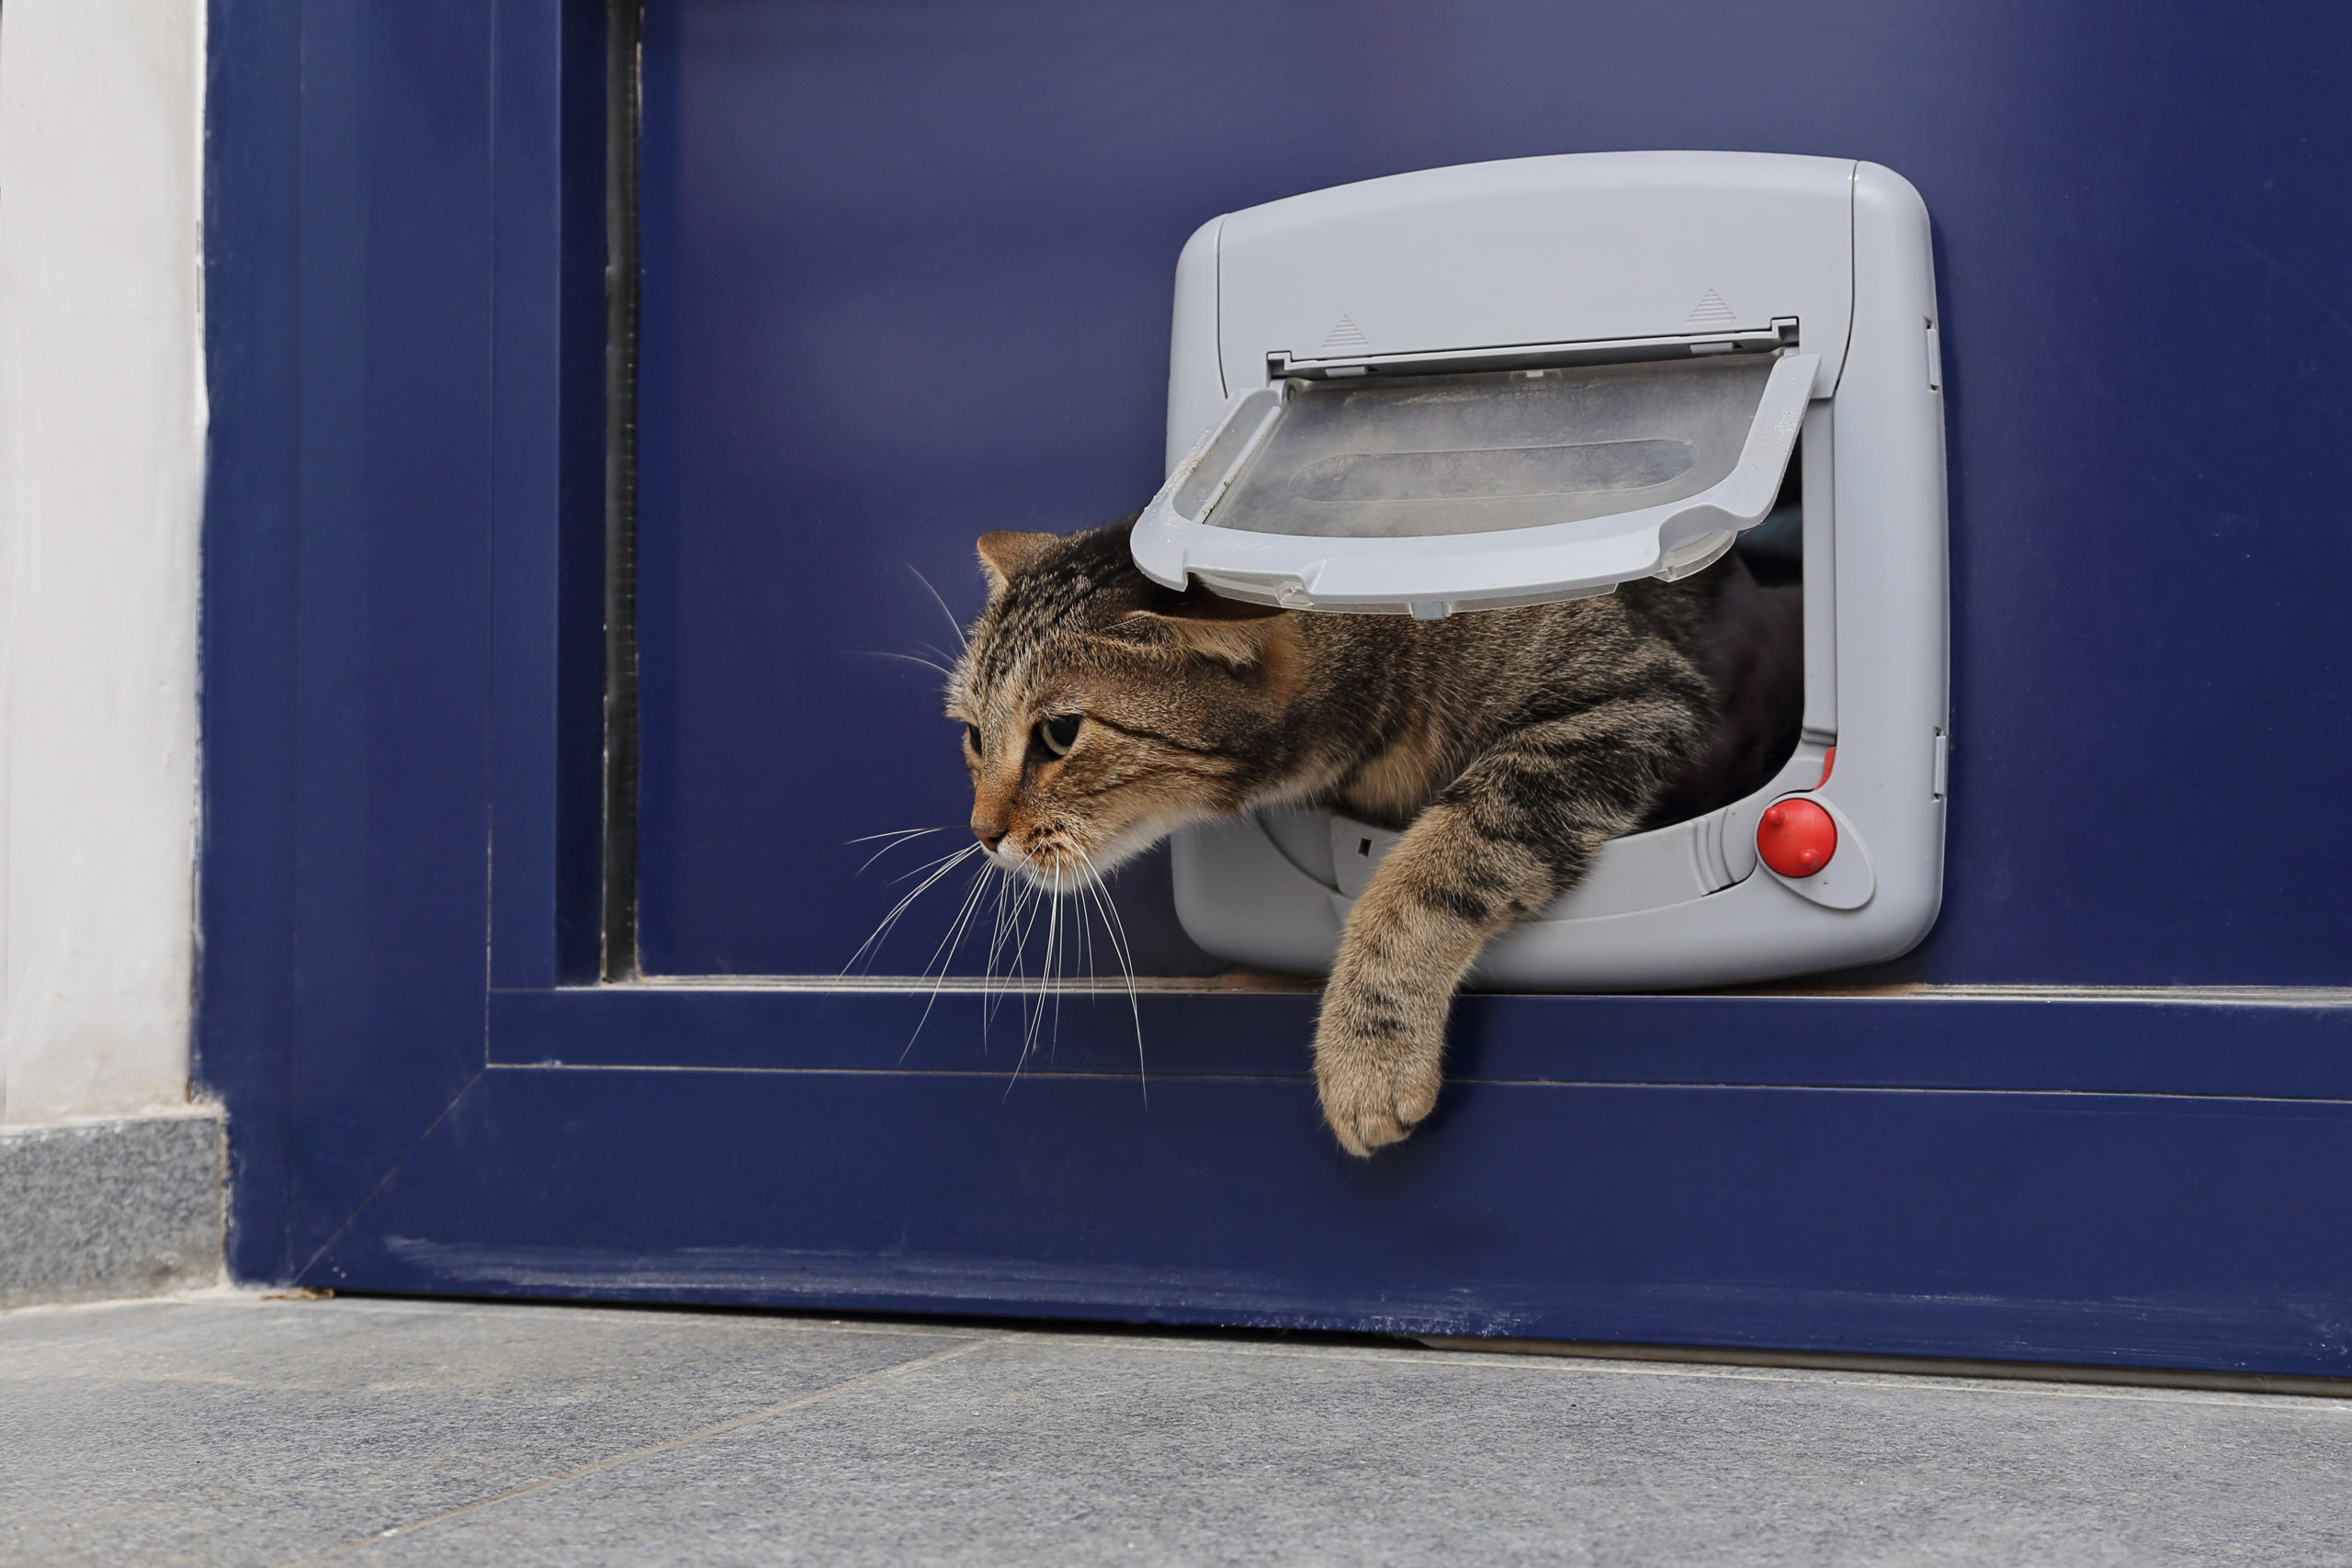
[974,824,1007,852]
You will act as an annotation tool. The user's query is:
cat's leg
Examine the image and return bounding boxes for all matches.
[1315,699,1702,1155]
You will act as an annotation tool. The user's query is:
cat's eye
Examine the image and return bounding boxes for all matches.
[963,724,983,755]
[1035,714,1081,758]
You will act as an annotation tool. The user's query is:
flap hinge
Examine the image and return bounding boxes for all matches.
[1269,320,1803,383]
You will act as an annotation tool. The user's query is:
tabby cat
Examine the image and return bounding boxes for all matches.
[946,516,1799,1156]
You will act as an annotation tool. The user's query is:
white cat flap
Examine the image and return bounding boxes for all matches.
[1132,151,1854,616]
[1144,152,1951,991]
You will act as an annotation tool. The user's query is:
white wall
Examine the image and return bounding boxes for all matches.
[0,0,206,1122]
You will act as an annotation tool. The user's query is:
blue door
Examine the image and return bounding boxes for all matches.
[201,0,2352,1374]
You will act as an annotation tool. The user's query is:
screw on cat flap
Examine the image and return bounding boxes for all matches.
[1136,153,1948,988]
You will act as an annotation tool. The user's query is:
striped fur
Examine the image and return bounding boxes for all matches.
[946,517,1789,1156]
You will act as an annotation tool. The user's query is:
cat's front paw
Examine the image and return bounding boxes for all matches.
[1313,1010,1443,1157]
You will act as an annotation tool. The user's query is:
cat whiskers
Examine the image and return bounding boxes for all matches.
[849,649,958,680]
[844,824,1148,1102]
[899,849,1002,1063]
[999,845,1142,1096]
[842,839,985,976]
[845,823,955,875]
[1076,844,1146,1103]
[903,562,972,655]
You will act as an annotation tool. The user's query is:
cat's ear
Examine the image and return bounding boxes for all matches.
[976,531,1059,594]
[1106,586,1289,665]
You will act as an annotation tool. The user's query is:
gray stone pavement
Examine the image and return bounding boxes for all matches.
[3,1292,2348,1566]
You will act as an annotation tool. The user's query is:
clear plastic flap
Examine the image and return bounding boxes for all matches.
[1134,351,1818,615]
[1218,356,1772,538]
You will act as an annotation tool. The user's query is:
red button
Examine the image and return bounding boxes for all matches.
[1758,798,1837,879]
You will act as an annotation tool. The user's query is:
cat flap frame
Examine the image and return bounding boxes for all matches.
[1144,152,1951,989]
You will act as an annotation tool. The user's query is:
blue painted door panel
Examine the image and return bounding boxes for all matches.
[198,0,2352,1375]
[314,1066,2352,1376]
[633,0,2352,983]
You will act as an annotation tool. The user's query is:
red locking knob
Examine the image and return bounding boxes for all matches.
[1758,798,1837,879]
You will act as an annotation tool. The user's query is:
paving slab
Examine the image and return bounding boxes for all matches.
[3,1292,2347,1566]
[0,1293,978,1566]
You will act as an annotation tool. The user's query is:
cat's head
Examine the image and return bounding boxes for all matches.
[944,519,1302,884]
